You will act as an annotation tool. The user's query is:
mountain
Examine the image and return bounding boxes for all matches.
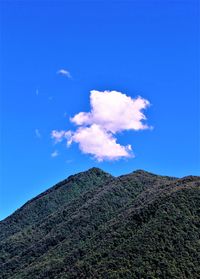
[0,168,200,279]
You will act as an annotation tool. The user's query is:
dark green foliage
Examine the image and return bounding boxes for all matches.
[0,168,199,279]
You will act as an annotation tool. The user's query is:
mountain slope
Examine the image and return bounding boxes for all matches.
[0,169,199,279]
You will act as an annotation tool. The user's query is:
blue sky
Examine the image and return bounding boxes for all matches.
[0,0,199,220]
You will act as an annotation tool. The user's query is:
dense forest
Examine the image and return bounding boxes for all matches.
[0,168,200,279]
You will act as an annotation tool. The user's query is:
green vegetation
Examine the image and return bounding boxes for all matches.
[0,168,199,279]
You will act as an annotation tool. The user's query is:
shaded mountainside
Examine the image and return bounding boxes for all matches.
[0,168,200,279]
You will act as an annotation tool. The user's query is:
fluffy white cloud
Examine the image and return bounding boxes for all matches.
[57,69,71,78]
[68,124,132,161]
[71,90,150,133]
[52,90,150,161]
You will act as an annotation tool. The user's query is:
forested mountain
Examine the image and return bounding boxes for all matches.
[0,168,200,279]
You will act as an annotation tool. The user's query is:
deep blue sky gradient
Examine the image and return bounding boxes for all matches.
[0,0,199,220]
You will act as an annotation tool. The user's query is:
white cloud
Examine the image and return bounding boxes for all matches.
[51,150,59,158]
[57,69,71,78]
[51,130,65,142]
[51,90,151,161]
[51,130,71,143]
[35,129,41,138]
[71,90,150,133]
[67,124,132,161]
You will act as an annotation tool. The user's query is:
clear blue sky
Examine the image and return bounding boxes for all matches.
[0,0,199,220]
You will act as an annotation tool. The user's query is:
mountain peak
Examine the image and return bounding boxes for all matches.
[132,169,157,176]
[80,167,113,178]
[87,167,106,174]
[67,167,113,182]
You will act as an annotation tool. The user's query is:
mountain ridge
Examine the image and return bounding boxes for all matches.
[1,168,175,222]
[0,168,199,279]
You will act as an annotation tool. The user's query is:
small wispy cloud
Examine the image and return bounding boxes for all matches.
[66,159,73,164]
[57,69,72,78]
[36,89,39,96]
[51,130,71,143]
[48,96,53,101]
[51,150,59,158]
[51,90,151,161]
[35,129,41,139]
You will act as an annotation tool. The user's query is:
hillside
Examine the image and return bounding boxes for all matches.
[0,168,200,279]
